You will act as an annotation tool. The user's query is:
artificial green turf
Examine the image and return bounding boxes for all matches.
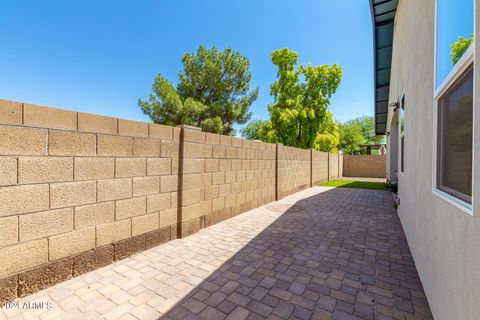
[319,179,387,190]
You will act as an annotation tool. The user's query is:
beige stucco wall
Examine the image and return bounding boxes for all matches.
[386,110,399,181]
[387,0,480,318]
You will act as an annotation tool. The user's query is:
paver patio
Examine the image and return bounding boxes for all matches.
[0,187,432,320]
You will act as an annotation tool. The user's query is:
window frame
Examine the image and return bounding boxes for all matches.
[436,65,474,204]
[432,0,475,215]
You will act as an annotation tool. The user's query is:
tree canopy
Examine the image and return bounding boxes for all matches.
[338,115,384,154]
[338,122,366,155]
[312,111,340,153]
[139,46,259,135]
[240,113,381,155]
[260,48,342,150]
[450,35,473,65]
[141,45,385,155]
[240,119,268,141]
[347,115,383,145]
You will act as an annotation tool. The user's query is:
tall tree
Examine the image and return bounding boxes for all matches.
[240,119,268,140]
[266,48,342,149]
[337,115,384,154]
[138,75,209,126]
[313,111,340,153]
[139,46,259,135]
[338,122,366,155]
[346,115,383,145]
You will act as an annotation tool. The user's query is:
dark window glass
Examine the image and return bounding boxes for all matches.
[400,94,405,134]
[401,136,404,173]
[437,66,473,203]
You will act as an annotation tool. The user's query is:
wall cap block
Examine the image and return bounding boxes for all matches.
[176,124,201,131]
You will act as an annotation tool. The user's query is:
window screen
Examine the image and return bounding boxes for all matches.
[437,66,473,203]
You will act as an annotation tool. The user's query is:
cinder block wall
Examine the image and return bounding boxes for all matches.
[0,99,342,300]
[177,127,276,238]
[338,155,343,178]
[276,145,311,199]
[312,150,329,185]
[0,99,181,300]
[342,155,386,178]
[328,153,340,180]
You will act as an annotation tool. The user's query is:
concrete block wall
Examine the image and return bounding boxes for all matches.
[0,98,342,300]
[338,154,343,178]
[178,127,276,238]
[343,155,386,178]
[276,145,311,199]
[328,153,340,181]
[312,150,329,185]
[0,99,180,300]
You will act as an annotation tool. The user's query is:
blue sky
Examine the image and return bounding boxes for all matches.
[436,0,473,87]
[0,0,374,132]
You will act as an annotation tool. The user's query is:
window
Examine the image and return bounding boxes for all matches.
[434,0,474,207]
[437,66,473,203]
[400,94,405,173]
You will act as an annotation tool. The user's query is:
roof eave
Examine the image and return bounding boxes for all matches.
[369,0,398,135]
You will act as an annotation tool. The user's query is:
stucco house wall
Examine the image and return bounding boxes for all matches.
[386,0,480,318]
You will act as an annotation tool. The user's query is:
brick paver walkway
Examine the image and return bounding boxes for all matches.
[0,187,432,320]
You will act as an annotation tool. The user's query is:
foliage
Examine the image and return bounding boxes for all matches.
[338,122,366,155]
[266,48,342,149]
[257,120,279,144]
[138,75,208,126]
[139,46,259,135]
[346,115,383,145]
[450,34,473,65]
[312,111,339,153]
[338,115,384,155]
[240,119,268,140]
[320,179,387,190]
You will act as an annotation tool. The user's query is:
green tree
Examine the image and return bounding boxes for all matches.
[337,115,384,154]
[257,120,279,144]
[139,46,259,135]
[338,122,366,155]
[450,35,473,65]
[313,111,340,153]
[266,48,342,149]
[240,119,268,140]
[346,115,383,145]
[138,76,208,126]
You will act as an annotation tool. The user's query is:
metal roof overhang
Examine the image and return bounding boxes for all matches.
[370,0,398,135]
